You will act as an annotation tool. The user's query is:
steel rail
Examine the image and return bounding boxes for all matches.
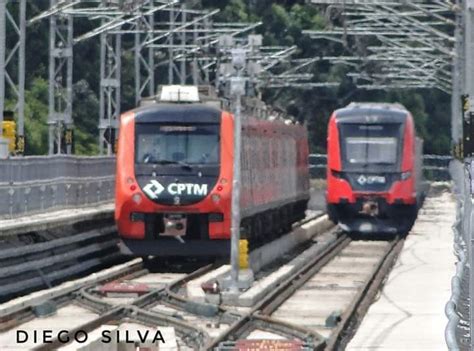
[0,226,115,260]
[130,306,208,349]
[73,263,216,314]
[1,251,124,298]
[133,263,215,309]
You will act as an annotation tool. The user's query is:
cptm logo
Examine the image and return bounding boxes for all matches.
[143,180,208,199]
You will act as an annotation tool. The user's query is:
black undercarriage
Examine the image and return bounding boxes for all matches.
[327,198,418,234]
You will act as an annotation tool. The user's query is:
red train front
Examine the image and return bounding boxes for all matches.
[326,103,423,234]
[115,86,310,256]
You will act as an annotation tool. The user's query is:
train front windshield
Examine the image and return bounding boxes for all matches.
[135,124,220,165]
[340,123,402,171]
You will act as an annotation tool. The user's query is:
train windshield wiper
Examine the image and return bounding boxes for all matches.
[156,159,193,170]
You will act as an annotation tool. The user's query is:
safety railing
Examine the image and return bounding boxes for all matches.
[308,153,452,181]
[445,160,471,350]
[0,156,115,219]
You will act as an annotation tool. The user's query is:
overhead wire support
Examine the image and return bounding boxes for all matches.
[28,1,333,157]
[306,0,456,93]
[48,0,74,155]
[30,0,180,154]
[72,1,179,44]
[27,0,79,25]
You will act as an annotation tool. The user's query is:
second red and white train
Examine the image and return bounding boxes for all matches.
[326,102,424,234]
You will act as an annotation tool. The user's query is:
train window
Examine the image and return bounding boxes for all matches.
[339,123,402,169]
[135,123,220,165]
[345,137,397,164]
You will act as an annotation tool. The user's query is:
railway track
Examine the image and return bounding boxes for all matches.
[0,212,328,349]
[207,233,405,350]
[0,211,405,350]
[0,257,220,350]
[25,215,326,350]
[35,263,217,350]
[0,210,324,305]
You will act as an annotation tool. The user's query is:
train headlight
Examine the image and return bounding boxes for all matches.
[211,194,221,203]
[132,193,142,204]
[401,171,411,180]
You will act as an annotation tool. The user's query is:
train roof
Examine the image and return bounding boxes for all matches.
[132,103,222,124]
[346,102,407,111]
[334,102,410,124]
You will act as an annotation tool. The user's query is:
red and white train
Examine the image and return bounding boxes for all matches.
[115,86,310,256]
[326,102,423,234]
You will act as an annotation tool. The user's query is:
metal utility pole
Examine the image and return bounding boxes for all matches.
[229,48,247,292]
[0,0,6,158]
[17,0,26,154]
[452,0,464,144]
[168,5,176,84]
[465,1,474,347]
[466,1,474,100]
[48,0,73,155]
[99,31,121,156]
[134,3,155,105]
[0,0,26,158]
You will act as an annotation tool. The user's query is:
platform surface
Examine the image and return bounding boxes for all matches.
[0,203,113,237]
[347,191,455,350]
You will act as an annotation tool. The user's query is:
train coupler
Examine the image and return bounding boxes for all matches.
[361,201,379,216]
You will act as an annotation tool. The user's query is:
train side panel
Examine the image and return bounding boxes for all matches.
[240,118,310,242]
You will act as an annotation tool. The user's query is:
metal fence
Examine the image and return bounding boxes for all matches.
[0,156,115,219]
[445,160,471,350]
[308,153,452,181]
